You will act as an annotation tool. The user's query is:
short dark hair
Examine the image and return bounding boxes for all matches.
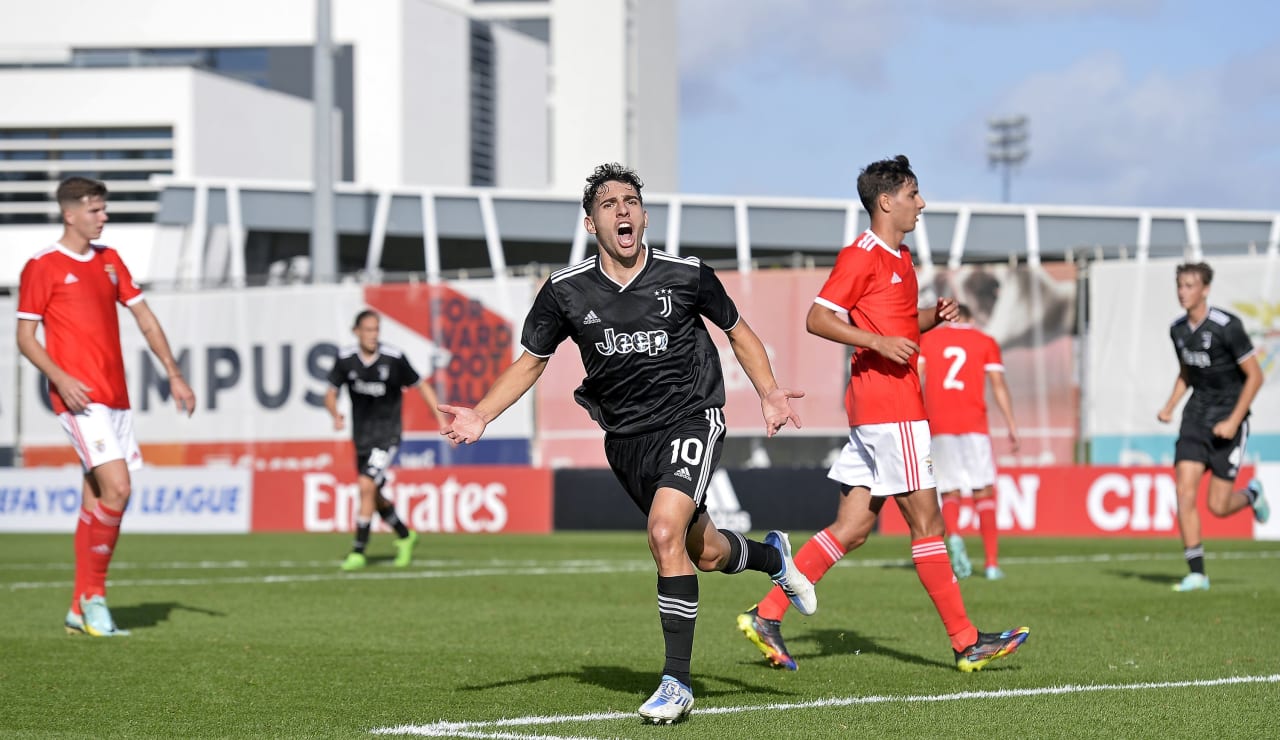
[352,309,379,329]
[582,162,644,214]
[856,155,917,214]
[956,303,973,321]
[56,176,108,210]
[1176,262,1213,286]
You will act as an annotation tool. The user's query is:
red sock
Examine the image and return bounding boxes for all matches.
[85,503,124,599]
[940,496,961,536]
[975,497,999,568]
[912,536,977,652]
[758,529,846,621]
[71,508,93,614]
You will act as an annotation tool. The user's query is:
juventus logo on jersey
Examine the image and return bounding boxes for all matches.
[1201,333,1212,349]
[654,288,673,317]
[378,365,390,381]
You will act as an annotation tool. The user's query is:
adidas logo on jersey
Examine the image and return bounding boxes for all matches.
[675,467,692,481]
[583,310,601,324]
[64,273,79,284]
[890,272,903,284]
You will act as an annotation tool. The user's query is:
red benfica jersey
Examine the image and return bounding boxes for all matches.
[17,243,144,414]
[919,322,1004,435]
[815,229,926,425]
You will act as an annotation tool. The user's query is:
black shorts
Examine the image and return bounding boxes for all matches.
[1175,418,1248,482]
[604,408,726,518]
[355,441,400,485]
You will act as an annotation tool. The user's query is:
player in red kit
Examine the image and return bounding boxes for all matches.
[17,177,195,637]
[919,303,1020,580]
[737,155,1029,672]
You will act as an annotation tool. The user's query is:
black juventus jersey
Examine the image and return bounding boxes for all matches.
[327,344,421,447]
[522,247,741,436]
[1169,306,1255,419]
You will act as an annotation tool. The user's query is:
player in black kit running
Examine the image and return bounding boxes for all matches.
[440,163,816,724]
[1157,262,1268,592]
[326,309,445,571]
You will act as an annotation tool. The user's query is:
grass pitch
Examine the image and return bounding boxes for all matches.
[1,532,1277,738]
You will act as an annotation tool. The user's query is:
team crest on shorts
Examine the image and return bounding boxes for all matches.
[925,455,933,476]
[94,439,106,453]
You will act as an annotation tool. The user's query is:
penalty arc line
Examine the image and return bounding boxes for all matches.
[370,673,1280,737]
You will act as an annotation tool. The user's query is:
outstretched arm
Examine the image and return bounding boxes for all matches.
[130,300,196,416]
[988,370,1020,453]
[440,352,548,444]
[725,317,804,436]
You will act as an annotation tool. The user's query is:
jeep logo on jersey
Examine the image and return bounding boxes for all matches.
[352,379,387,397]
[594,327,670,357]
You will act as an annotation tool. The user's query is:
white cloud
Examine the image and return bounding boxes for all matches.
[992,48,1279,207]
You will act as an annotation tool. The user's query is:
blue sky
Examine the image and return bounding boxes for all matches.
[677,1,1280,210]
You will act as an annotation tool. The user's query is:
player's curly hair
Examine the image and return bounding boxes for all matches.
[856,155,917,214]
[582,162,644,214]
[1176,262,1213,286]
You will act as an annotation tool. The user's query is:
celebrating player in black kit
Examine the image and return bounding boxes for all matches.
[326,309,445,571]
[1157,262,1268,592]
[440,163,816,724]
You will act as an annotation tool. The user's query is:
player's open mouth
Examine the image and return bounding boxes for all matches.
[617,222,635,248]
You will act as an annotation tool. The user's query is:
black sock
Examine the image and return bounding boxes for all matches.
[657,575,697,687]
[377,505,410,538]
[1240,484,1258,507]
[717,530,781,575]
[1184,544,1205,575]
[353,518,372,554]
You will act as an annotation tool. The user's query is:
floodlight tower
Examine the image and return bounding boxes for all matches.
[987,115,1029,203]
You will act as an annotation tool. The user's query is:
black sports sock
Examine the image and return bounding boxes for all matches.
[657,575,698,687]
[1184,543,1205,575]
[353,518,372,554]
[377,505,410,538]
[716,529,781,575]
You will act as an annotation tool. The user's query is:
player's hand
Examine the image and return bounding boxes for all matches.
[52,374,93,413]
[871,335,919,365]
[1156,409,1173,424]
[935,297,959,323]
[169,374,197,417]
[1212,419,1238,440]
[332,414,345,431]
[761,387,805,437]
[440,404,486,445]
[1008,429,1021,454]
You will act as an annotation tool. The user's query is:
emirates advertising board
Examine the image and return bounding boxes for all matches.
[876,464,1279,540]
[19,280,535,471]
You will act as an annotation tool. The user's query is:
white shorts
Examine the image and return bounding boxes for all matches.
[59,404,143,473]
[931,433,996,494]
[827,420,935,497]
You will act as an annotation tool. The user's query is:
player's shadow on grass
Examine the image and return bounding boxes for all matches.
[110,602,227,630]
[779,628,951,671]
[460,665,794,699]
[1106,569,1190,588]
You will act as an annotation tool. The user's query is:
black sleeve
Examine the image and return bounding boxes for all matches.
[398,354,422,389]
[326,356,347,388]
[1224,316,1255,363]
[521,279,572,357]
[696,261,740,332]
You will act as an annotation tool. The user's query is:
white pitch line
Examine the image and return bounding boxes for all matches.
[4,549,1279,591]
[370,674,1280,737]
